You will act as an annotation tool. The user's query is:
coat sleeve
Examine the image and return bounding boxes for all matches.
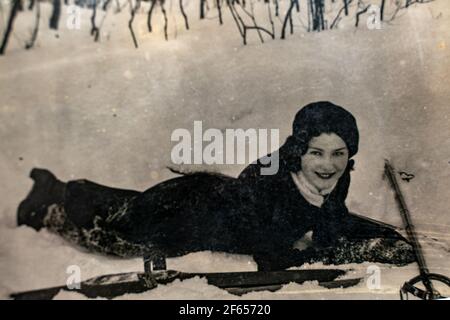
[253,247,308,271]
[254,236,415,270]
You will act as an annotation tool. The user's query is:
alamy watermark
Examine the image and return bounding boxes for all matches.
[367,5,382,30]
[171,121,280,175]
[66,265,81,290]
[366,265,381,290]
[67,5,82,30]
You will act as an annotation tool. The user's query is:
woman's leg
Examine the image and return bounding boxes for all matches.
[17,168,152,257]
[43,203,152,257]
[63,178,140,230]
[18,168,141,230]
[18,168,65,230]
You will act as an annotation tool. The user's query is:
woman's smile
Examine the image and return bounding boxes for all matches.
[315,172,336,180]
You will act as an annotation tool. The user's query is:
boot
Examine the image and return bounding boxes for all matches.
[17,168,66,230]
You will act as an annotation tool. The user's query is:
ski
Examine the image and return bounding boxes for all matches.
[10,269,361,299]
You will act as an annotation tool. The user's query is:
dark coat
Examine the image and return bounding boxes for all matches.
[20,159,410,270]
[233,153,406,269]
[61,149,327,263]
[77,145,402,269]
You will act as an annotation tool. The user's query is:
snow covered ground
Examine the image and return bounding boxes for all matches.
[1,1,450,299]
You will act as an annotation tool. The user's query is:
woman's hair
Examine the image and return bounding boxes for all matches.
[280,101,359,173]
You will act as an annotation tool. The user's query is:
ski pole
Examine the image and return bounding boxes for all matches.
[384,160,437,298]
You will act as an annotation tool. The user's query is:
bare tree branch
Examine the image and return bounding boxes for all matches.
[238,1,264,43]
[179,0,189,30]
[330,0,353,29]
[103,0,112,11]
[227,0,243,36]
[147,0,157,32]
[281,0,296,39]
[128,0,139,48]
[0,0,438,54]
[49,0,61,30]
[25,0,40,49]
[227,0,245,44]
[267,0,275,37]
[380,0,385,20]
[91,0,100,41]
[355,3,370,27]
[161,0,168,40]
[246,26,276,39]
[388,0,435,22]
[1,0,21,55]
[217,0,223,25]
[200,0,206,19]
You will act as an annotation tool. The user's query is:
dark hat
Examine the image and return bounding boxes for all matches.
[291,101,359,158]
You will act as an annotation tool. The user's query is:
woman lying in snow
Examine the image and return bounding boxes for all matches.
[17,101,415,271]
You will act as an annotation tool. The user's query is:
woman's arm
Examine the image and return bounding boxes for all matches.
[254,236,415,271]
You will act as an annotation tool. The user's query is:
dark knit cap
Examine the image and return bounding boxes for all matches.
[291,101,359,158]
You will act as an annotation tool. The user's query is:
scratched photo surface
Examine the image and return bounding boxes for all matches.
[0,0,449,299]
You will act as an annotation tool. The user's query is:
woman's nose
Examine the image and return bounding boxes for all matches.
[317,156,335,171]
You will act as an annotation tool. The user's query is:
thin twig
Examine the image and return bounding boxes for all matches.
[128,0,139,48]
[179,0,189,30]
[103,0,112,11]
[330,0,353,29]
[217,0,223,24]
[91,0,100,41]
[49,0,61,29]
[355,4,370,27]
[25,0,40,49]
[267,0,275,38]
[281,0,296,39]
[161,0,168,40]
[0,0,21,55]
[237,1,264,43]
[147,0,156,32]
[227,0,245,41]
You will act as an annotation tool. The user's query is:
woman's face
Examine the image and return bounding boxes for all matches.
[300,133,349,192]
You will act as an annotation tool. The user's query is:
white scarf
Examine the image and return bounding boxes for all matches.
[290,171,336,208]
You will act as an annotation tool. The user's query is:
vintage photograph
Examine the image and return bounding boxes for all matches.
[1,0,449,300]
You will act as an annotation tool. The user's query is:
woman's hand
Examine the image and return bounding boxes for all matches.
[254,249,308,271]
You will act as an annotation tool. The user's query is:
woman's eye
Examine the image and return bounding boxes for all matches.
[333,151,345,157]
[309,151,322,156]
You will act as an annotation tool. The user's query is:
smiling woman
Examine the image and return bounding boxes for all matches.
[17,101,416,271]
[235,101,415,269]
[290,133,349,210]
[296,133,349,194]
